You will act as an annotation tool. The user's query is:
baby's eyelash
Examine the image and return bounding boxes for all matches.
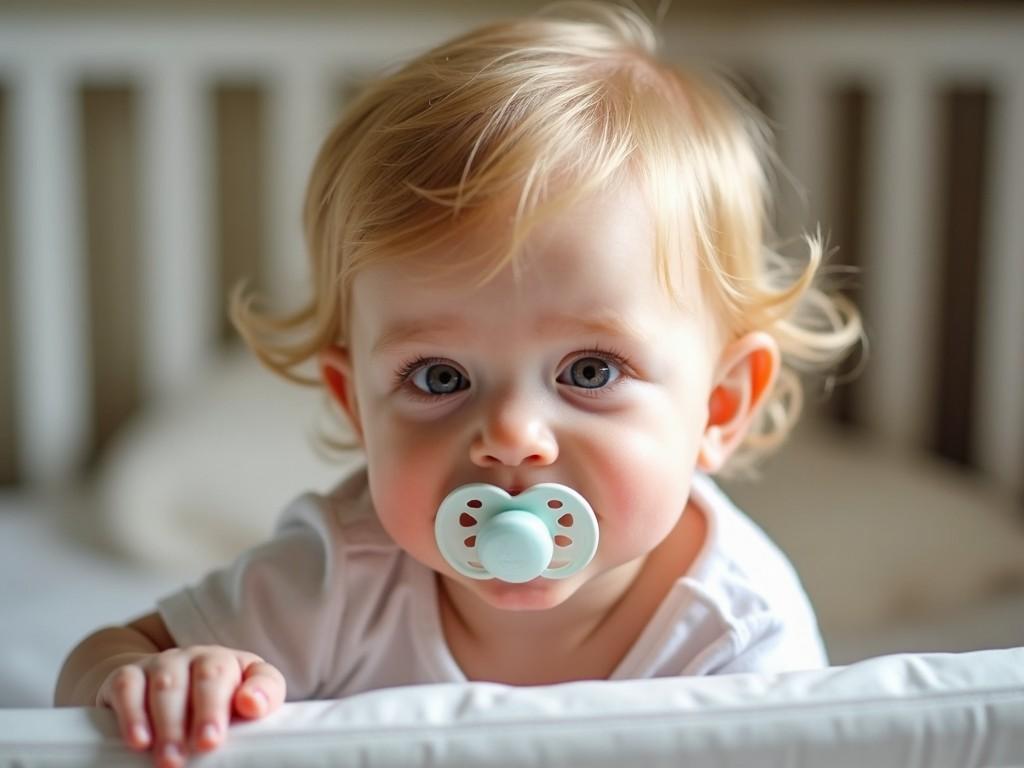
[570,345,632,372]
[393,357,420,383]
[392,356,445,386]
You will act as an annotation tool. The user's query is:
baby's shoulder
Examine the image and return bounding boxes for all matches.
[680,474,828,669]
[275,466,401,556]
[687,474,810,610]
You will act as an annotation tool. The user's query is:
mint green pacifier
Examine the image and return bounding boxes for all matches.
[435,483,599,583]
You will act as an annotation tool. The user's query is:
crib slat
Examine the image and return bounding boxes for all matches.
[860,70,940,450]
[976,75,1024,496]
[771,66,831,241]
[266,66,336,310]
[139,67,214,399]
[768,67,839,422]
[10,66,91,485]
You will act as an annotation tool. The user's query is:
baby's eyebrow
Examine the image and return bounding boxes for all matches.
[372,310,647,356]
[372,315,469,356]
[535,311,649,344]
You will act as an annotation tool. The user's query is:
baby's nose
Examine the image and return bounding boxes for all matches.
[469,395,558,468]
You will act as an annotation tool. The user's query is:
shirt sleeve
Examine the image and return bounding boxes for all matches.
[157,493,345,700]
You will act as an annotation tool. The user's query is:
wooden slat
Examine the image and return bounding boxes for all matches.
[770,66,830,251]
[266,66,336,311]
[767,67,850,424]
[10,67,91,485]
[139,66,215,399]
[859,69,940,451]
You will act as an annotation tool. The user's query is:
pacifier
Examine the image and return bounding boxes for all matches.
[435,483,599,583]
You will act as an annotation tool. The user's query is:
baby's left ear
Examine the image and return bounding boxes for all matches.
[697,331,780,473]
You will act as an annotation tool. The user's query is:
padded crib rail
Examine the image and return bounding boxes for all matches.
[0,9,1023,493]
[1,647,1022,767]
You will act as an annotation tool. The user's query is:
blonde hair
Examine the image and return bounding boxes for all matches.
[232,1,862,477]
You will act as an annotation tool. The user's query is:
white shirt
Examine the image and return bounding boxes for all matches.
[158,469,828,700]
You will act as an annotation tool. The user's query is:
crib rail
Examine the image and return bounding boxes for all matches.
[0,8,1022,495]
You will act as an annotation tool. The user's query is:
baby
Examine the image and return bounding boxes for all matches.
[56,3,861,766]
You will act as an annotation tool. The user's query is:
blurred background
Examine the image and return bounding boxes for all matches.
[0,0,1022,706]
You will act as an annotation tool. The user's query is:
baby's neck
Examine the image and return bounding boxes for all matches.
[440,557,645,651]
[437,560,645,684]
[437,499,707,685]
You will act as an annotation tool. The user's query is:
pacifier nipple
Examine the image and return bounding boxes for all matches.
[434,483,599,583]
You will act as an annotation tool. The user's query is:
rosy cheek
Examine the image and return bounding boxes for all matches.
[370,461,431,523]
[364,424,448,549]
[367,419,434,484]
[588,435,691,546]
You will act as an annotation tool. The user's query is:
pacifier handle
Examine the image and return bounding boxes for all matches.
[434,483,599,583]
[476,509,553,583]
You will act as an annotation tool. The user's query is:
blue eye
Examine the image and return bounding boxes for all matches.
[559,356,620,389]
[411,363,468,395]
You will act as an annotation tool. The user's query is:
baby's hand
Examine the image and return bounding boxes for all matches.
[96,645,286,768]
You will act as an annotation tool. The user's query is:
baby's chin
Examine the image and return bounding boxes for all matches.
[455,572,584,612]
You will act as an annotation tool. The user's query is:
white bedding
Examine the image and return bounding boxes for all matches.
[2,648,1023,767]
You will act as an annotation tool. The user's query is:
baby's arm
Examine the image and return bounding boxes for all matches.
[55,612,286,768]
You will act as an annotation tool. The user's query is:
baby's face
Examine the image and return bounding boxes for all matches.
[341,182,720,611]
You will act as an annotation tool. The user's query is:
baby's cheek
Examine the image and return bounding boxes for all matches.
[365,417,440,495]
[592,433,694,550]
[365,452,439,552]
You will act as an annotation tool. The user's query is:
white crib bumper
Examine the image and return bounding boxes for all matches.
[2,647,1022,768]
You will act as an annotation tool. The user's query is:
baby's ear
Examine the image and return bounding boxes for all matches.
[319,345,364,443]
[697,331,780,474]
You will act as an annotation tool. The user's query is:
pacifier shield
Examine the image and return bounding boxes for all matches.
[435,483,599,582]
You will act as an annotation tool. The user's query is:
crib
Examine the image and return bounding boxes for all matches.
[1,5,1023,494]
[1,4,1023,766]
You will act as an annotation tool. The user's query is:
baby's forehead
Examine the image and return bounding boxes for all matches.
[347,188,715,347]
[369,177,697,286]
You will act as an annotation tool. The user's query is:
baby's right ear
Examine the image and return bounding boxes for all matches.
[319,345,364,442]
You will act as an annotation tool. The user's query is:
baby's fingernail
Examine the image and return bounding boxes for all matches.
[158,742,183,765]
[200,723,219,745]
[131,723,150,746]
[249,689,268,713]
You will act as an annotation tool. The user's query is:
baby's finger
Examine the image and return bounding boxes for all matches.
[188,651,242,752]
[97,665,151,751]
[146,652,190,768]
[232,660,286,720]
